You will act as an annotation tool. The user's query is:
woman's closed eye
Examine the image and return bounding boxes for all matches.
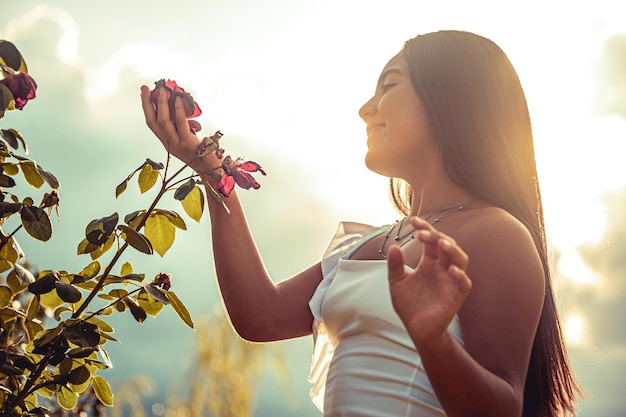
[381,83,396,93]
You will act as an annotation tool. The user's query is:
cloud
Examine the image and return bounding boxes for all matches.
[595,33,626,119]
[1,5,80,65]
[575,187,626,346]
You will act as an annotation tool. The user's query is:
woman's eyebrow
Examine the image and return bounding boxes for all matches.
[377,68,402,85]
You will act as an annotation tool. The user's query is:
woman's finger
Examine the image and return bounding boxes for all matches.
[449,264,472,297]
[140,85,159,133]
[438,237,469,271]
[387,245,408,285]
[174,96,192,137]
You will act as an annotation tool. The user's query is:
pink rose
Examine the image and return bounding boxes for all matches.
[217,156,266,197]
[0,72,37,110]
[149,79,202,133]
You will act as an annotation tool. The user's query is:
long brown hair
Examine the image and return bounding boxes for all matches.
[392,30,582,417]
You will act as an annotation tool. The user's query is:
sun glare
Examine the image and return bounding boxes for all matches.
[564,314,587,347]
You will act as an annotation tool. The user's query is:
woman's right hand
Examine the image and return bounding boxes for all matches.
[140,85,218,174]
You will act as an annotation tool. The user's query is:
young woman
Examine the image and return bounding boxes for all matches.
[141,30,581,417]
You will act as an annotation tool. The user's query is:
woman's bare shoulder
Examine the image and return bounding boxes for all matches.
[451,205,545,299]
[454,206,537,255]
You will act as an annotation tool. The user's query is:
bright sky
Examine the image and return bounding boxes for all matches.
[2,1,626,415]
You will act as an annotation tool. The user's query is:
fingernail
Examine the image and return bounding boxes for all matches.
[440,239,450,248]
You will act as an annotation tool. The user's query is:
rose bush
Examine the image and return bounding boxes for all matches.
[0,40,265,415]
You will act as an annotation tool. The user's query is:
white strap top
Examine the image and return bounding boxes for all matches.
[308,222,463,416]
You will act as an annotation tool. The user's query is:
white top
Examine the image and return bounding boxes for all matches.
[308,222,463,416]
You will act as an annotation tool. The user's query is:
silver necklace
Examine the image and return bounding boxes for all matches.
[378,198,472,258]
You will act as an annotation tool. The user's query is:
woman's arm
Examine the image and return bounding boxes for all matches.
[140,86,323,342]
[387,212,545,417]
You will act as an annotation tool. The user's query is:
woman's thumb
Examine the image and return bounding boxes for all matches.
[387,245,407,284]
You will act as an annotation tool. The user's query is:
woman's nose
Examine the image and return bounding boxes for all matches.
[359,96,376,121]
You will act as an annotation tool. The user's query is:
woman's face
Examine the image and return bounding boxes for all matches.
[359,52,439,181]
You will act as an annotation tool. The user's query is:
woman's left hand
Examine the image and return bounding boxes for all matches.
[387,216,472,348]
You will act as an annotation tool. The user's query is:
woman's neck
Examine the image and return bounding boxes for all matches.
[409,184,473,218]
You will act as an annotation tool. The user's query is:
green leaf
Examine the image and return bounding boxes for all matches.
[0,83,14,116]
[165,290,194,329]
[77,237,98,255]
[115,179,128,199]
[67,347,97,358]
[138,163,158,194]
[67,365,91,385]
[25,320,44,343]
[20,161,44,188]
[144,213,175,257]
[182,186,204,222]
[144,285,169,304]
[137,290,165,317]
[78,261,101,280]
[89,233,116,260]
[118,225,153,255]
[57,385,78,410]
[53,306,72,321]
[120,262,133,276]
[28,272,57,294]
[39,289,64,309]
[145,158,164,170]
[92,375,114,406]
[174,178,195,201]
[125,297,147,324]
[55,281,82,303]
[85,213,118,246]
[26,293,40,319]
[0,173,15,187]
[156,208,186,230]
[0,40,29,72]
[14,263,35,285]
[35,165,59,189]
[65,320,100,348]
[0,129,18,149]
[0,286,12,308]
[86,316,114,333]
[6,272,27,295]
[21,205,53,241]
[201,180,230,214]
[121,272,145,283]
[34,324,63,349]
[0,201,22,217]
[98,347,112,369]
[0,129,26,152]
[1,162,19,175]
[108,289,128,299]
[124,209,144,226]
[0,238,19,273]
[0,307,20,323]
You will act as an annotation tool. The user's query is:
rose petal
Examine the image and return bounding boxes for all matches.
[239,161,266,175]
[217,175,235,197]
[232,170,261,190]
[188,120,202,134]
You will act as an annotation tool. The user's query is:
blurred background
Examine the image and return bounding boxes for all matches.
[1,0,626,415]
